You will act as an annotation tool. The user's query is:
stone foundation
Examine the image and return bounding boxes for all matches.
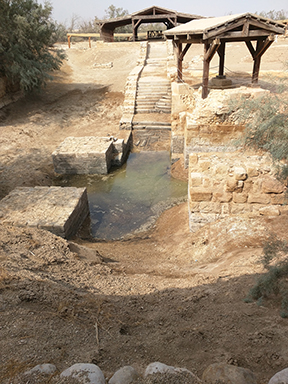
[0,187,89,238]
[53,137,112,174]
[188,152,288,232]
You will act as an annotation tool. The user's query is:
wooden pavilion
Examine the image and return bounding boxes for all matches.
[97,6,202,42]
[163,13,286,98]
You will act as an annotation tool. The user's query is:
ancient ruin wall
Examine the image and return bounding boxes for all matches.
[188,152,287,232]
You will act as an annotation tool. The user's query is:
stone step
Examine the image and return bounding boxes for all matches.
[136,94,170,99]
[135,108,171,114]
[133,122,171,130]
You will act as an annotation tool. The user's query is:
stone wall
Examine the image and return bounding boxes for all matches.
[188,151,287,232]
[119,41,148,130]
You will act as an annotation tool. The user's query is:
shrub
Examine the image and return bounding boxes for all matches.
[0,0,65,93]
[228,91,288,180]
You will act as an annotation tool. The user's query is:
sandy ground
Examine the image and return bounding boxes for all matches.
[1,39,288,383]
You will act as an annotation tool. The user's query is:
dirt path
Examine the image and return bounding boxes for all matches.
[1,40,288,383]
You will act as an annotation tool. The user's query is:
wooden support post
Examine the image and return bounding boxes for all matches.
[217,42,226,77]
[202,39,220,99]
[89,36,91,48]
[68,35,71,48]
[177,42,182,83]
[202,42,210,99]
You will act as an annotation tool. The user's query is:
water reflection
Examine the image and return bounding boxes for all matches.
[55,151,187,239]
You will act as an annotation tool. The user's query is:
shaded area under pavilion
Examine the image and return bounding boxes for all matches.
[164,13,286,98]
[97,6,202,42]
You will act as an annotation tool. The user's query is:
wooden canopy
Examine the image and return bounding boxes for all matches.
[97,6,202,42]
[164,13,285,98]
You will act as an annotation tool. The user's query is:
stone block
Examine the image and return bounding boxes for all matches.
[199,202,221,214]
[0,187,89,239]
[233,192,248,204]
[259,206,280,216]
[215,164,228,175]
[271,193,287,205]
[262,176,285,194]
[190,172,202,187]
[226,177,243,192]
[248,193,271,204]
[247,165,259,177]
[52,136,114,175]
[190,188,212,202]
[199,160,211,171]
[213,192,232,203]
[189,153,198,165]
[231,203,251,215]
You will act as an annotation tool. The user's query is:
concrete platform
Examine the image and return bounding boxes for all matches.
[0,186,89,238]
[52,136,114,175]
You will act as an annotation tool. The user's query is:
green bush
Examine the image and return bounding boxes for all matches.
[228,92,288,180]
[0,0,65,93]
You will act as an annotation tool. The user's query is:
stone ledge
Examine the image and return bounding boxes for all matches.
[0,187,89,238]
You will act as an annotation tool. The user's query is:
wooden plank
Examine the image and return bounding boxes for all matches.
[217,42,226,77]
[214,29,271,40]
[245,40,256,58]
[202,42,210,99]
[180,43,192,61]
[132,14,176,20]
[242,20,249,36]
[204,18,247,40]
[255,35,275,58]
[204,38,220,62]
[247,18,285,34]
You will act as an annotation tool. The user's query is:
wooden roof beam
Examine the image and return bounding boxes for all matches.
[204,38,221,62]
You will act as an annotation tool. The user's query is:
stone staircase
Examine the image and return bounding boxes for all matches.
[133,42,171,134]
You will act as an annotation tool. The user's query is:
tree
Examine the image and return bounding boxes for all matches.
[0,0,65,93]
[104,5,128,19]
[257,9,288,20]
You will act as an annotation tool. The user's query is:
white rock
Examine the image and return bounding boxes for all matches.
[60,363,105,384]
[109,366,139,384]
[269,368,288,384]
[25,363,57,375]
[144,362,194,378]
[145,362,175,376]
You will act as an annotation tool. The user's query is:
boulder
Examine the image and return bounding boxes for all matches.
[202,363,256,384]
[269,368,288,384]
[108,366,139,384]
[25,363,57,375]
[60,363,105,384]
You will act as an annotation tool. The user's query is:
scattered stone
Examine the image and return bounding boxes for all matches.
[60,363,105,384]
[268,367,288,384]
[108,365,139,384]
[25,363,57,375]
[202,363,257,384]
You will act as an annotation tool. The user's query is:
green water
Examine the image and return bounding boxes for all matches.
[56,151,187,240]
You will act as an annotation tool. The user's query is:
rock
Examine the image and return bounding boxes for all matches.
[234,166,247,181]
[60,363,105,384]
[145,362,176,376]
[25,363,57,375]
[269,367,288,384]
[259,206,280,216]
[262,176,285,194]
[108,366,139,384]
[202,363,256,384]
[190,188,213,202]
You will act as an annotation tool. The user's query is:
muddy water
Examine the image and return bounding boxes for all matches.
[56,151,187,240]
